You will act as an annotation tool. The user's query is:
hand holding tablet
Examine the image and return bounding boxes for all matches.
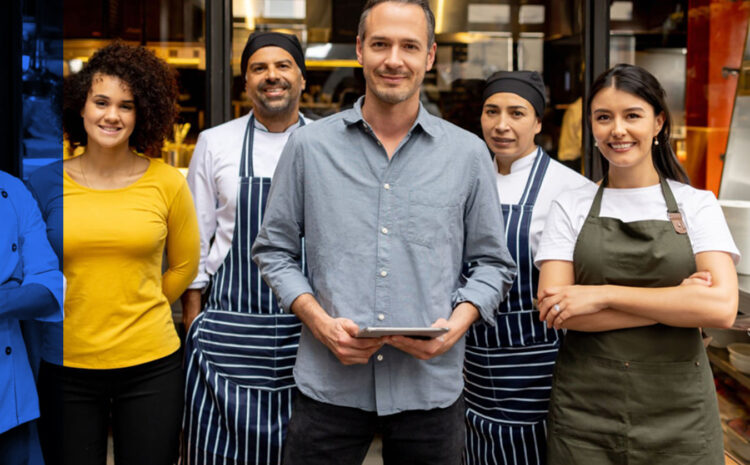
[356,327,450,340]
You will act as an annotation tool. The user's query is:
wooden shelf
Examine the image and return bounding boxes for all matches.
[709,347,750,390]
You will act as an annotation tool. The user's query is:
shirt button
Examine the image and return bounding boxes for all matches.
[695,361,701,367]
[5,347,11,355]
[384,183,391,190]
[624,362,630,368]
[376,354,384,362]
[380,270,388,277]
[1,190,7,198]
[381,227,388,234]
[11,243,17,252]
[378,313,385,321]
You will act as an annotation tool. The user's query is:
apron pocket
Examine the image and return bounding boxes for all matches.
[550,354,629,435]
[196,310,300,390]
[625,359,709,455]
[465,342,558,424]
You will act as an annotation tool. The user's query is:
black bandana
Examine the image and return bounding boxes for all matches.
[241,31,307,80]
[483,70,545,117]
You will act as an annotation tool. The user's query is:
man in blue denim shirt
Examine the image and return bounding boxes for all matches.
[252,1,516,463]
[0,170,64,465]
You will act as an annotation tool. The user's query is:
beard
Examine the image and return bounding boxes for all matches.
[367,70,420,105]
[253,79,299,115]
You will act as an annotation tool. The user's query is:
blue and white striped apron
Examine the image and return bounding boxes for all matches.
[463,148,560,465]
[183,115,305,465]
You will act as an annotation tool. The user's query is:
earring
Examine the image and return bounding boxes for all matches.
[654,137,659,146]
[593,141,598,147]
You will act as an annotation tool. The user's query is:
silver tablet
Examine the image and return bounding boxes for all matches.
[356,327,449,339]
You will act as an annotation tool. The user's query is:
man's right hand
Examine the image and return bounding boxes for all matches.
[181,289,203,331]
[291,293,384,365]
[317,317,384,365]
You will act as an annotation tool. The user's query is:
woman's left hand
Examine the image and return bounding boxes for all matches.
[538,285,608,329]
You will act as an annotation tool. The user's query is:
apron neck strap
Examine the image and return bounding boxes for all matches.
[659,176,680,214]
[588,174,680,219]
[240,114,255,178]
[240,113,305,178]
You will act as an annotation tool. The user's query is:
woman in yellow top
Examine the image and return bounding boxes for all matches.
[36,42,199,465]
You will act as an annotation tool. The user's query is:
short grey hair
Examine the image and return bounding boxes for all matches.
[357,0,436,48]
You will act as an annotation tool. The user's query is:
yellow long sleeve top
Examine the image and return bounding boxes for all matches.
[63,158,199,369]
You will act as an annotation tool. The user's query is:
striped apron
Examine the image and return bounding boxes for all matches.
[183,115,305,465]
[463,149,560,465]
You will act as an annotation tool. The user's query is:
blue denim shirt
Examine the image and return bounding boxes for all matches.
[0,170,64,434]
[252,98,516,415]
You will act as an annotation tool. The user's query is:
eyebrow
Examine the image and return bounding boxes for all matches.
[368,35,421,45]
[92,94,135,104]
[250,59,294,66]
[592,106,645,113]
[484,104,528,110]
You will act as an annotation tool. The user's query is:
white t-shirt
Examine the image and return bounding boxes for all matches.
[535,179,741,267]
[186,112,304,289]
[495,149,592,258]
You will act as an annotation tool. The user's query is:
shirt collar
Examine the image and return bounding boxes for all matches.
[343,96,438,138]
[496,146,539,175]
[250,110,304,134]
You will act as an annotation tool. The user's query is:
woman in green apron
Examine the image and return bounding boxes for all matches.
[534,63,740,464]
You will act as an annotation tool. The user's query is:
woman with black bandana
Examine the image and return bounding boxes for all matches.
[463,71,590,465]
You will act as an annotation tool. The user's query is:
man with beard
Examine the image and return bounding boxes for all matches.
[181,31,307,464]
[252,1,516,464]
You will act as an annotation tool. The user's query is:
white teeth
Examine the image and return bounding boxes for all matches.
[611,143,634,149]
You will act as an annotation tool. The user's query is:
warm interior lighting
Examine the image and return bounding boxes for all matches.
[245,0,255,30]
[435,0,445,33]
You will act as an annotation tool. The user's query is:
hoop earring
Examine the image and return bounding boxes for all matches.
[654,137,659,146]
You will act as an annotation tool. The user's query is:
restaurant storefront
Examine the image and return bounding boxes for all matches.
[2,1,750,461]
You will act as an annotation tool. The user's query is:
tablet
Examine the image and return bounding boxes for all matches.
[356,327,449,339]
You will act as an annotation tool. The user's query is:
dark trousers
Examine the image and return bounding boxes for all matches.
[37,349,184,465]
[0,422,44,465]
[282,392,465,465]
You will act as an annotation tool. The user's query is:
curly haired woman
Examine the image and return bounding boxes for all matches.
[34,42,199,465]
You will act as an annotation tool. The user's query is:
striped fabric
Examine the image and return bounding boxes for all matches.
[464,149,560,465]
[183,116,304,465]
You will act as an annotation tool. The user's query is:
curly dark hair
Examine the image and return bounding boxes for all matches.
[63,41,179,156]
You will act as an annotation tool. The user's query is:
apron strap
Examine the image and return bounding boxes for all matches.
[516,147,550,207]
[240,113,306,179]
[659,176,679,213]
[587,179,606,218]
[587,175,685,232]
[239,114,255,178]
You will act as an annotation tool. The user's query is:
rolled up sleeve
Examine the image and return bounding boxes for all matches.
[251,132,313,311]
[452,146,516,325]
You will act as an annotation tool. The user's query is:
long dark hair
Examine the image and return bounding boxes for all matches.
[587,63,689,183]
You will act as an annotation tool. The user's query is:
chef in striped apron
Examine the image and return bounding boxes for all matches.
[181,31,307,465]
[463,71,591,465]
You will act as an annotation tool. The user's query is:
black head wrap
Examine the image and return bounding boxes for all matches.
[241,31,307,80]
[482,70,545,117]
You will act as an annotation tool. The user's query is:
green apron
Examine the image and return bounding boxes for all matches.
[546,177,723,465]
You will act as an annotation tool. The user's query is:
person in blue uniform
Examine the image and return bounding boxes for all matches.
[181,31,308,465]
[0,170,64,465]
[463,71,590,465]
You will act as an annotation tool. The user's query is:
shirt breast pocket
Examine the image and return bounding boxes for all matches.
[405,190,460,248]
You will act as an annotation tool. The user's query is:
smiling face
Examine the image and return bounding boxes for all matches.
[481,92,541,168]
[590,85,664,174]
[245,46,305,118]
[81,73,136,151]
[356,1,436,106]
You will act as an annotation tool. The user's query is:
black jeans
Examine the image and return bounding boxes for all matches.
[282,392,465,465]
[37,349,183,465]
